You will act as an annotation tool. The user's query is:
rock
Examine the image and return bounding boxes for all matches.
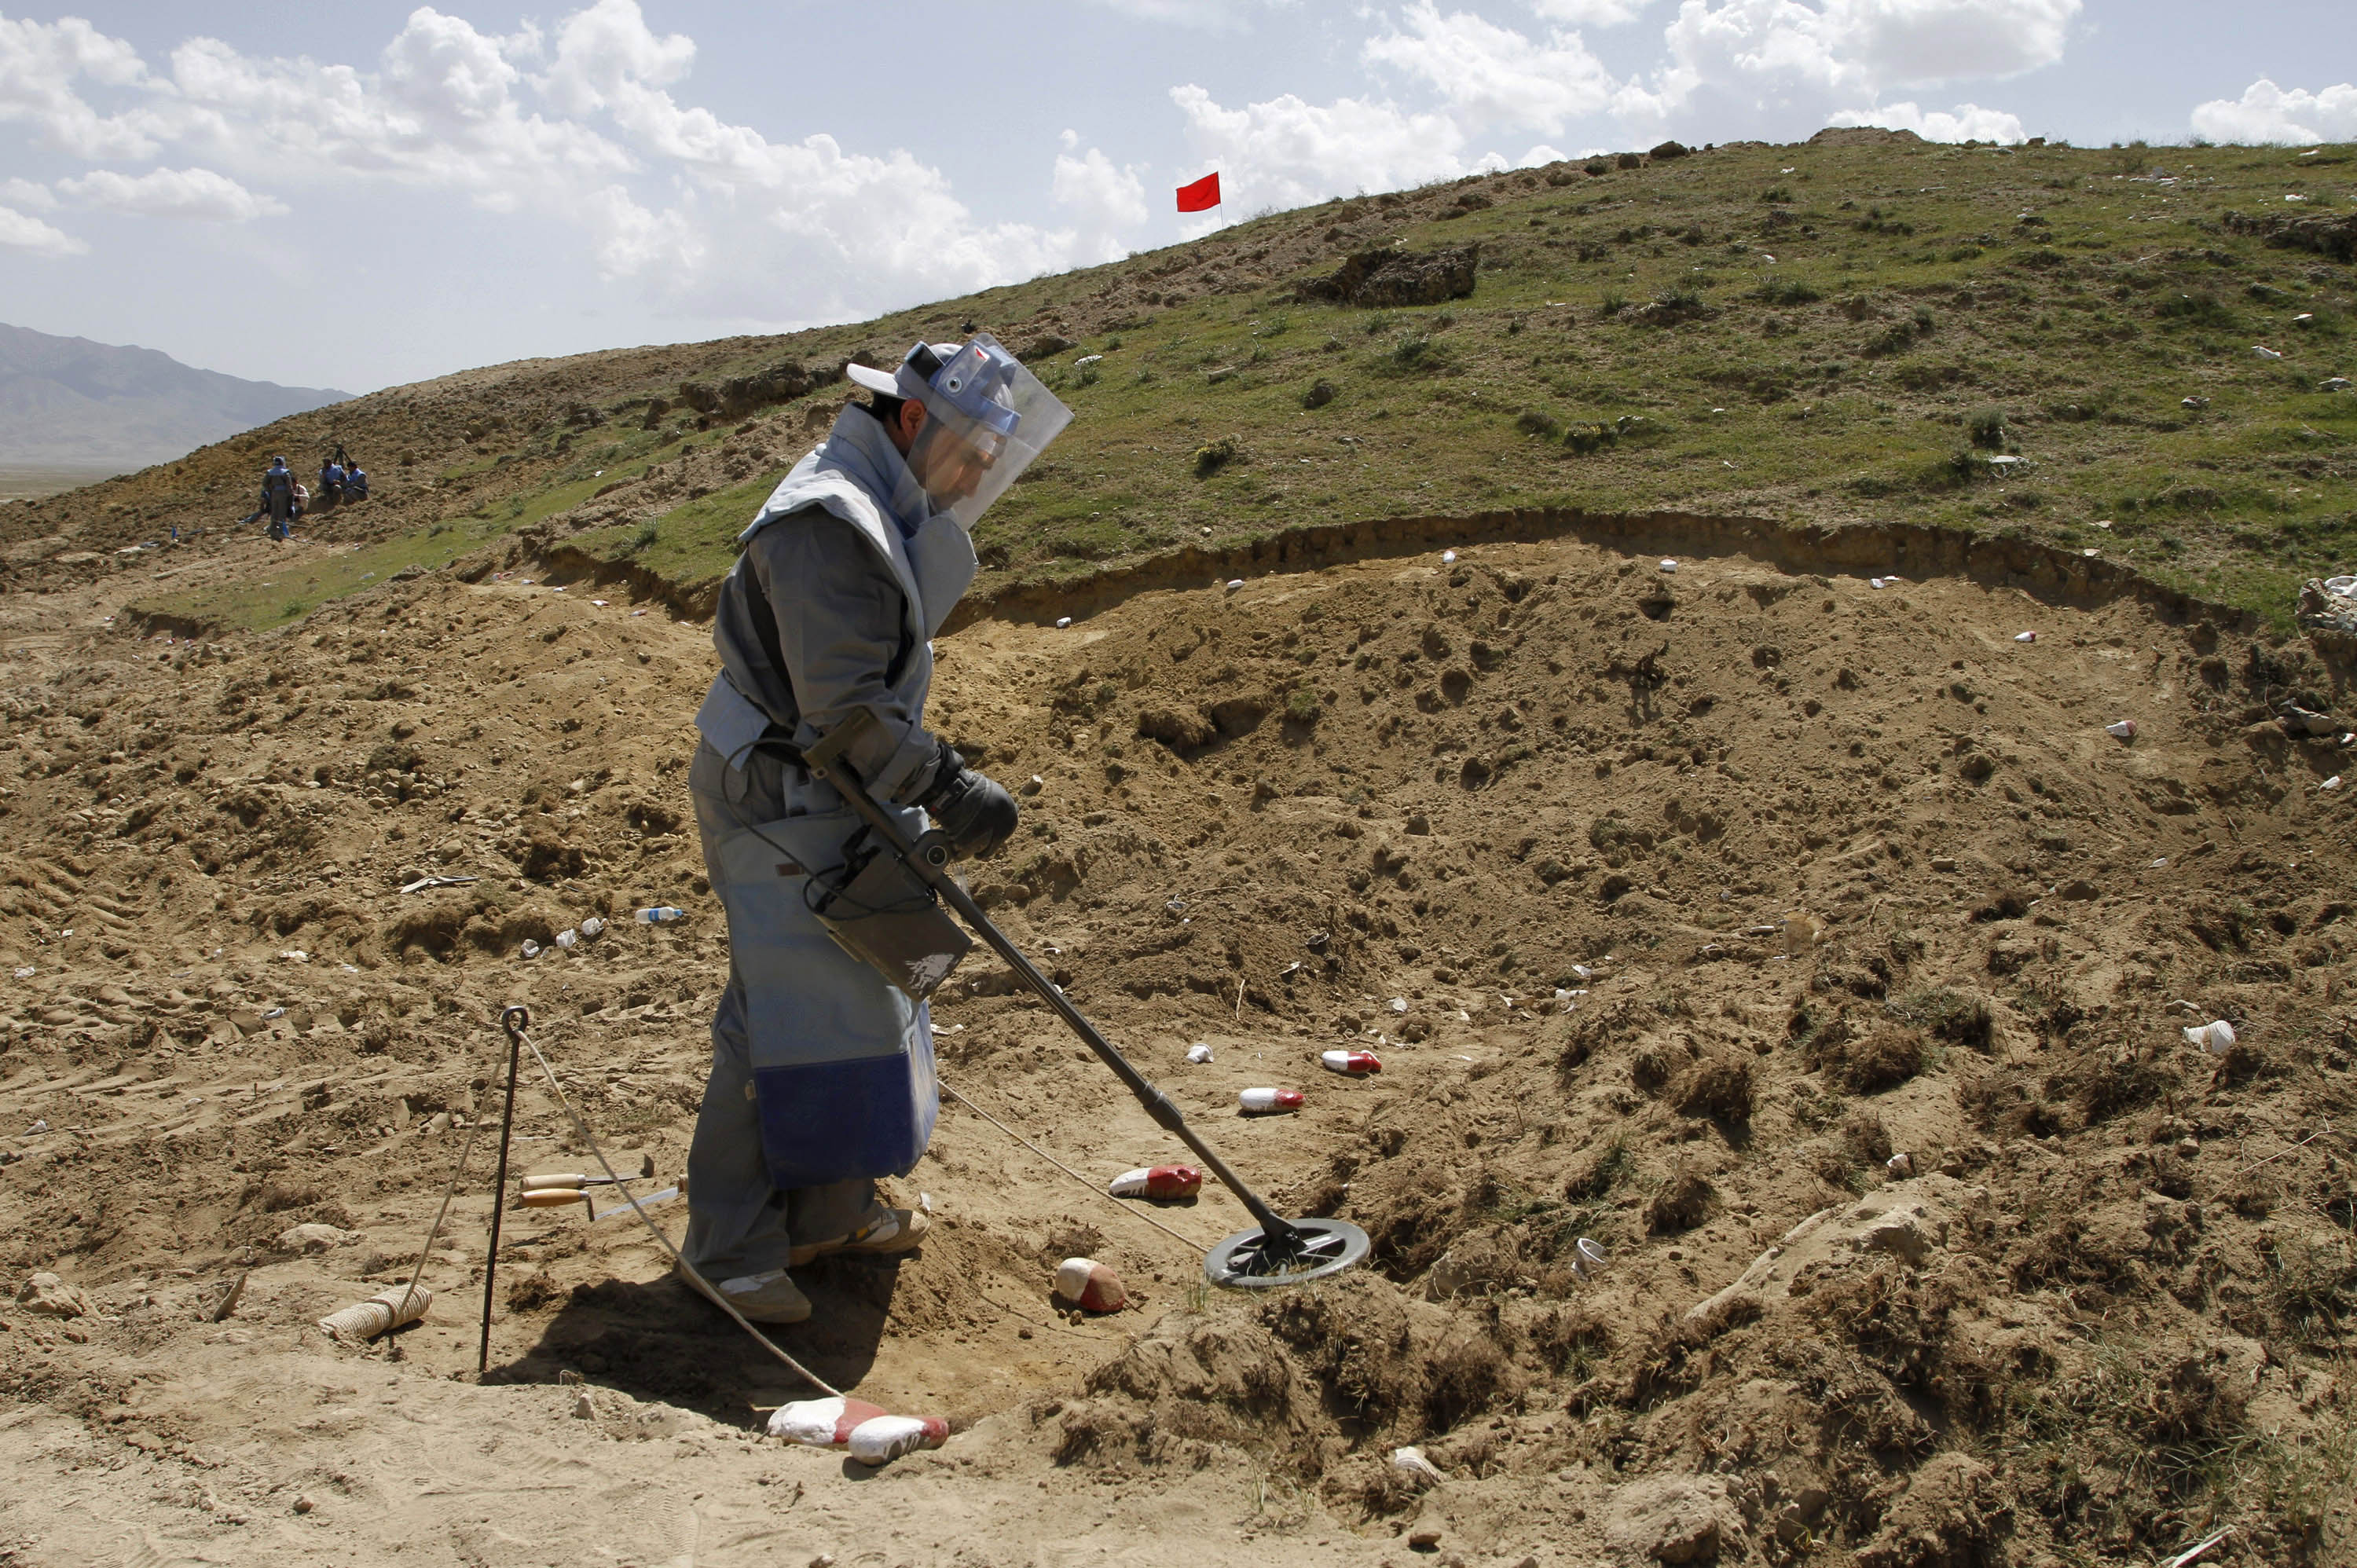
[1648,139,1691,159]
[16,1271,90,1318]
[2297,577,2357,666]
[1854,1453,2007,1568]
[1294,245,1480,309]
[277,1222,361,1255]
[1600,1475,1747,1566]
[1685,1177,1978,1324]
[1053,1258,1127,1313]
[1409,1529,1444,1551]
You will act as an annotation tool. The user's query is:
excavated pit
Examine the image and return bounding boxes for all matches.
[0,524,2352,1564]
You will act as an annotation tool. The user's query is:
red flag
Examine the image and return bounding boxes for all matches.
[1175,171,1221,213]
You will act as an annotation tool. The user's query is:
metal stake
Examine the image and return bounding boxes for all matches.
[480,1004,527,1373]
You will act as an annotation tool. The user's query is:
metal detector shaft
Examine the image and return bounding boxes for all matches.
[804,728,1296,1248]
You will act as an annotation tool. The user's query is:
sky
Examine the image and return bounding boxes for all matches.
[1,0,2352,394]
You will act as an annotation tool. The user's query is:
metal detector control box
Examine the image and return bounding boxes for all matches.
[810,829,973,1002]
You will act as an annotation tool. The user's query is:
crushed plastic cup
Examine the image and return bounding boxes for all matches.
[2323,776,2343,792]
[1571,1237,1608,1278]
[520,940,541,959]
[554,928,578,950]
[1186,1042,1215,1064]
[579,916,605,939]
[1225,579,1244,592]
[1387,996,1408,1014]
[2105,720,2137,742]
[2014,631,2036,643]
[1869,577,1889,589]
[2183,1020,2236,1053]
[769,1396,889,1447]
[635,907,686,924]
[260,1006,286,1021]
[11,966,31,979]
[2253,345,2283,359]
[1109,1165,1203,1200]
[1238,1087,1303,1114]
[1055,617,1072,628]
[1054,1257,1127,1313]
[1441,549,1457,565]
[1392,1445,1445,1487]
[1321,1049,1381,1076]
[1886,1152,1915,1178]
[847,1413,948,1466]
[279,949,310,963]
[1659,558,1677,573]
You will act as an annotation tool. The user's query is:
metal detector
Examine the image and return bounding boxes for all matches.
[803,713,1369,1289]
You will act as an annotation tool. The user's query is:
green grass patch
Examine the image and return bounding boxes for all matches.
[563,468,787,590]
[130,510,519,632]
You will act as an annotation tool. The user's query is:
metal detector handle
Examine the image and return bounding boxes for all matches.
[805,712,1296,1246]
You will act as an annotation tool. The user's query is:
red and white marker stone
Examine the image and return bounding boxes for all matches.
[1238,1087,1303,1114]
[1109,1165,1204,1200]
[1053,1257,1127,1313]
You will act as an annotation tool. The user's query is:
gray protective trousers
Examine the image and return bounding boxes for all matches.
[680,738,875,1279]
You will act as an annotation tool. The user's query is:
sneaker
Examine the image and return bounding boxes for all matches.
[674,1261,811,1324]
[786,1203,929,1268]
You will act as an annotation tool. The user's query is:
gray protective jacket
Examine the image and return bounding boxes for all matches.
[689,405,978,1189]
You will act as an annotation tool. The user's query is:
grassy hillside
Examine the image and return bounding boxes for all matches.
[3,127,2348,632]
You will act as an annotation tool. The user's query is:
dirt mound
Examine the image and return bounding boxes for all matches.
[0,525,2352,1561]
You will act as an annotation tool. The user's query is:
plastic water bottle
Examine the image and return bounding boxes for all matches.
[635,907,685,924]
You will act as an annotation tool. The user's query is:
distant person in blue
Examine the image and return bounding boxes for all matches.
[318,454,346,510]
[259,456,297,540]
[346,460,368,501]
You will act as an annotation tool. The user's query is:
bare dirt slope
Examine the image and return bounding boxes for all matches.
[1,521,2352,1566]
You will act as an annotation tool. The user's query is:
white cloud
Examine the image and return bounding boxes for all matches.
[1827,100,2023,141]
[1053,141,1149,258]
[60,165,286,221]
[1362,3,1623,134]
[1170,81,1472,211]
[1623,0,2078,130]
[1,175,55,208]
[1076,0,1292,29]
[0,2,1140,331]
[0,13,164,159]
[2191,79,2357,146]
[1519,143,1571,165]
[1530,0,1651,25]
[0,202,85,257]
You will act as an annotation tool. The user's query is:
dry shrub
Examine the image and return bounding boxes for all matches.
[1258,1276,1416,1430]
[1842,1107,1894,1167]
[1421,1332,1516,1434]
[1647,1167,1716,1233]
[1813,1022,1928,1094]
[1890,986,1995,1052]
[1670,1050,1755,1122]
[2072,1048,2176,1124]
[1135,706,1214,751]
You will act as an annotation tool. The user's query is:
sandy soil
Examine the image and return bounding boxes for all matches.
[1,522,2352,1566]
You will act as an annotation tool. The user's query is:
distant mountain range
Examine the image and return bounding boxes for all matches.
[0,323,351,468]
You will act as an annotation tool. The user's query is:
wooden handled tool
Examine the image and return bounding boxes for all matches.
[519,1172,622,1192]
[519,1187,591,1208]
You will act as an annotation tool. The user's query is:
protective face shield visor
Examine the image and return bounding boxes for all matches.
[890,335,1072,532]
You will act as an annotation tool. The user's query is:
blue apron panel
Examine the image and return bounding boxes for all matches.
[709,806,938,1188]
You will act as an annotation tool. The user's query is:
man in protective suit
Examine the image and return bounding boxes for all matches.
[680,336,1071,1324]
